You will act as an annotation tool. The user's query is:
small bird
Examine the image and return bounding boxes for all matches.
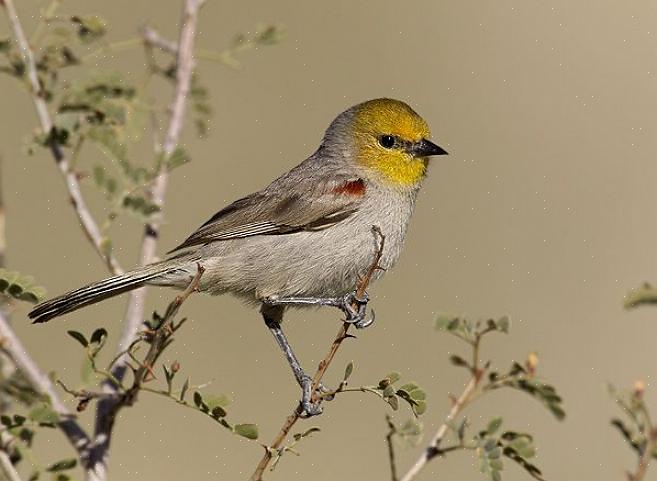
[29,98,447,416]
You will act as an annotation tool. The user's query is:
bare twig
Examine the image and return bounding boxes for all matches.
[141,26,178,55]
[398,334,486,481]
[249,227,385,481]
[0,448,22,481]
[1,0,123,275]
[89,2,205,479]
[0,311,91,462]
[0,431,23,481]
[386,415,399,481]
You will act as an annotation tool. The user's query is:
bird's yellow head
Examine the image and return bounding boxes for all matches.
[349,98,447,187]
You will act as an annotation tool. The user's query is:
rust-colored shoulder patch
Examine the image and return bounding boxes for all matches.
[332,178,366,197]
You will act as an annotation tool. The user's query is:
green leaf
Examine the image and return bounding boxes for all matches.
[496,316,510,333]
[66,330,88,347]
[211,406,227,418]
[193,391,206,411]
[0,38,11,53]
[343,361,354,381]
[46,458,77,472]
[71,15,107,43]
[234,423,258,440]
[204,394,230,410]
[413,400,427,416]
[167,147,190,171]
[180,378,189,402]
[122,195,161,221]
[29,403,60,424]
[478,437,504,481]
[293,426,320,441]
[88,126,127,162]
[625,283,657,309]
[386,372,401,384]
[383,384,396,398]
[487,417,503,435]
[449,355,470,368]
[399,382,420,393]
[387,395,399,411]
[435,314,460,331]
[0,268,46,303]
[90,328,108,346]
[503,447,545,480]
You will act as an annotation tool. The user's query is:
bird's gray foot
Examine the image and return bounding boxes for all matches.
[299,375,323,418]
[263,290,374,329]
[340,290,374,329]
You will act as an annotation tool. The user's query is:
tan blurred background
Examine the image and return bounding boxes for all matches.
[2,0,657,480]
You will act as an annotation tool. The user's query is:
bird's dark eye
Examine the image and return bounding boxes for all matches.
[378,135,396,149]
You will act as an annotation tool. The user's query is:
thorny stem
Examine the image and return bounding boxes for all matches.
[249,227,385,481]
[397,330,487,481]
[1,0,123,275]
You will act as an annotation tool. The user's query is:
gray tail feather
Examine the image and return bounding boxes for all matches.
[28,262,182,324]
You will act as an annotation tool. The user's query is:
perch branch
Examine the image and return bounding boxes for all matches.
[1,0,123,276]
[249,226,385,481]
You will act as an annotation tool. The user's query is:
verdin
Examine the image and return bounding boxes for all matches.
[29,98,448,415]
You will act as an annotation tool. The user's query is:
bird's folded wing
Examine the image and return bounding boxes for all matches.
[168,176,365,252]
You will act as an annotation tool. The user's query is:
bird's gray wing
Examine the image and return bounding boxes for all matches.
[168,176,366,252]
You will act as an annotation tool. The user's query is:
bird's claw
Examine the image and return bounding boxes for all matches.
[340,290,375,329]
[299,375,323,418]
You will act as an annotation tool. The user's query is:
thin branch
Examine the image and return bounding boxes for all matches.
[628,405,657,481]
[386,415,399,481]
[0,311,91,462]
[249,227,385,481]
[398,337,485,481]
[89,3,205,479]
[1,0,123,276]
[0,449,22,481]
[141,26,178,55]
[0,431,23,481]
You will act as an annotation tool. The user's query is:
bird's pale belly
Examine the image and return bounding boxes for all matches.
[188,201,411,302]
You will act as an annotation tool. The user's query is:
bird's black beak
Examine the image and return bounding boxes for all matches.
[409,138,449,157]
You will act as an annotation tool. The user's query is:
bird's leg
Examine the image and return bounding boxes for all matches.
[260,304,325,417]
[263,290,374,329]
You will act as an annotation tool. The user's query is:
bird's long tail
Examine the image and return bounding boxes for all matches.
[28,261,190,324]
